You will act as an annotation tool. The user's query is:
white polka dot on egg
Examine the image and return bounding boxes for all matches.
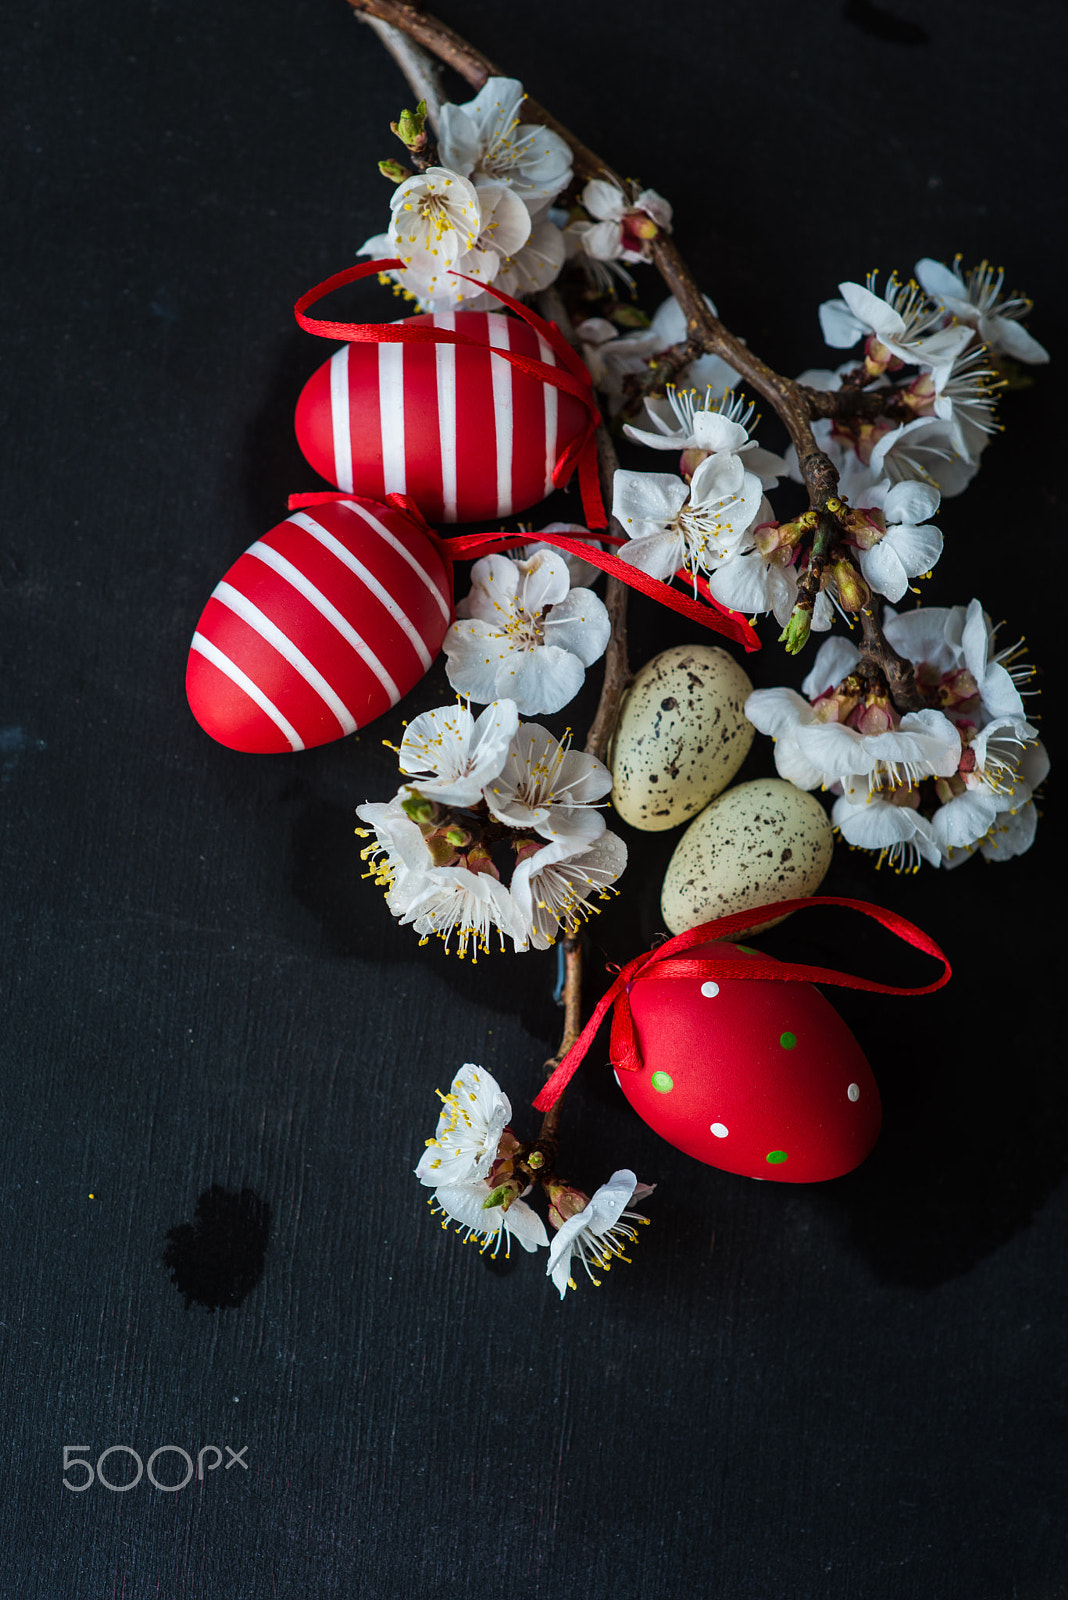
[710,1123,729,1138]
[847,1083,860,1102]
[701,981,720,998]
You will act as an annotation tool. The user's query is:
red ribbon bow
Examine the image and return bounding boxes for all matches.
[532,896,951,1111]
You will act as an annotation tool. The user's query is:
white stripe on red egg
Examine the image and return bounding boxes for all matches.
[377,342,407,495]
[189,630,305,752]
[329,345,354,494]
[287,510,433,671]
[535,330,558,499]
[336,502,451,624]
[211,580,358,735]
[246,538,401,707]
[433,312,458,522]
[486,312,514,517]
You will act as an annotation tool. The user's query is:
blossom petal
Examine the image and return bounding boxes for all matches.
[800,636,861,699]
[612,469,690,531]
[818,297,866,349]
[540,587,612,666]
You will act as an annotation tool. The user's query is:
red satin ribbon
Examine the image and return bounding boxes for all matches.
[293,258,607,530]
[285,489,762,652]
[532,896,951,1111]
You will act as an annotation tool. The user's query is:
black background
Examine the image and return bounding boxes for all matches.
[3,1,1065,1595]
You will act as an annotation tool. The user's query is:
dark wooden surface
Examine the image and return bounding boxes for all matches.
[3,1,1065,1594]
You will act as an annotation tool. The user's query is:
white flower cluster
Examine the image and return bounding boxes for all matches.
[356,701,626,957]
[360,86,677,314]
[443,546,610,716]
[612,385,791,614]
[803,260,1048,506]
[360,78,574,310]
[415,1064,653,1296]
[611,258,1048,632]
[745,600,1048,871]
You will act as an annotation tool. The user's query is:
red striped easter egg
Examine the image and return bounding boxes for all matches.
[186,498,452,754]
[294,311,590,524]
[615,941,882,1183]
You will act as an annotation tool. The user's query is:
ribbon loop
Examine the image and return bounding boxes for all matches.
[532,896,951,1110]
[293,259,607,528]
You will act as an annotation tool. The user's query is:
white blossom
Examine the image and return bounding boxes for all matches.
[623,387,787,488]
[702,539,799,628]
[566,179,672,265]
[394,860,526,959]
[849,478,943,603]
[546,1170,654,1297]
[364,167,538,311]
[444,551,610,715]
[357,701,627,953]
[438,77,573,214]
[831,785,943,873]
[511,832,628,952]
[612,452,763,583]
[483,723,612,848]
[745,685,960,794]
[386,166,482,276]
[397,700,519,807]
[914,256,1049,365]
[929,718,1047,856]
[926,345,1001,462]
[885,598,1032,722]
[429,1179,548,1257]
[865,415,980,500]
[415,1064,512,1188]
[512,523,605,590]
[819,272,972,370]
[944,798,1040,868]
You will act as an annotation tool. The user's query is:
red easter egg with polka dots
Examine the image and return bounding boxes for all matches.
[294,311,589,524]
[615,942,882,1182]
[186,497,452,754]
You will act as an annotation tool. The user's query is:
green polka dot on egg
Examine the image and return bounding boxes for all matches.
[651,1071,674,1093]
[766,1150,789,1165]
[780,1031,797,1050]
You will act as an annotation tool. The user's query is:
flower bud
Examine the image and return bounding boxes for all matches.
[853,696,896,736]
[390,100,429,154]
[401,790,438,828]
[424,828,463,868]
[829,556,871,613]
[839,504,885,551]
[464,844,501,880]
[547,1180,590,1230]
[482,1177,524,1213]
[779,601,813,655]
[812,673,862,724]
[863,335,902,379]
[937,668,979,709]
[378,158,412,184]
[610,305,651,330]
[901,370,936,417]
[755,510,817,560]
